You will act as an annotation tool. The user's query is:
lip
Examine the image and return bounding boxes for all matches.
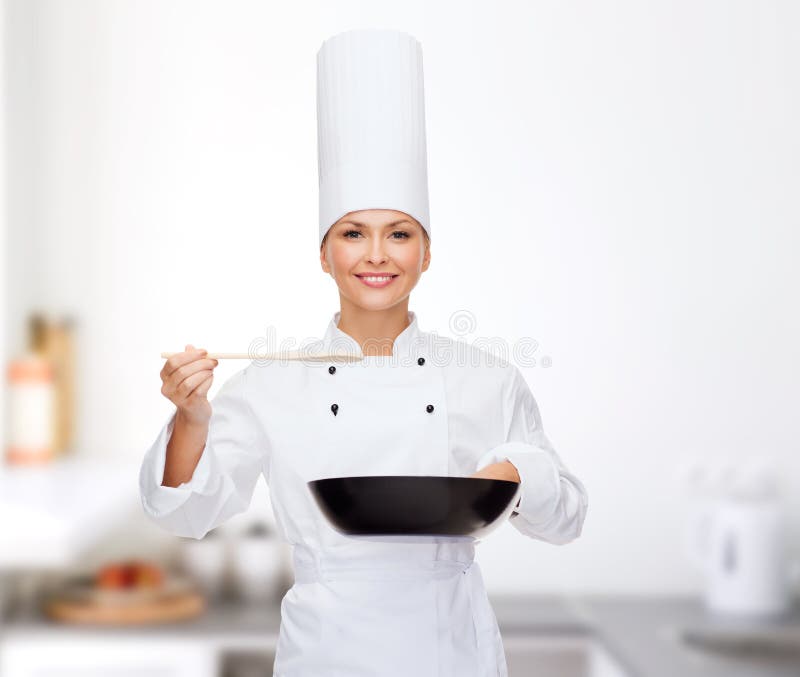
[355,273,398,289]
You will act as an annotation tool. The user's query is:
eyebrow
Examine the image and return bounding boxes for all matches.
[338,219,413,228]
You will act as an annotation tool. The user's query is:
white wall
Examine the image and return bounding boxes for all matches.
[0,7,7,615]
[4,0,799,595]
[0,0,6,452]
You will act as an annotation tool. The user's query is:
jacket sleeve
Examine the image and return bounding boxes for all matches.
[138,366,269,540]
[475,366,588,545]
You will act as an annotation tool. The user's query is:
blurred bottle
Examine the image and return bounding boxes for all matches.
[5,312,77,465]
[31,313,77,456]
[6,318,56,464]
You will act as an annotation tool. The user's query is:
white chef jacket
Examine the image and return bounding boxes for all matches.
[139,310,588,676]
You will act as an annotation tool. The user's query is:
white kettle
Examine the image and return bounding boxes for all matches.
[685,461,796,618]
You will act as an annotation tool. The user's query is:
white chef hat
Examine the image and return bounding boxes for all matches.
[316,29,431,248]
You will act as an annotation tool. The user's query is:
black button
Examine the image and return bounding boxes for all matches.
[417,357,425,366]
[328,365,336,374]
[426,404,434,413]
[331,403,339,416]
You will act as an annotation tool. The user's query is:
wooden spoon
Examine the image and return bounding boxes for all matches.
[160,350,364,363]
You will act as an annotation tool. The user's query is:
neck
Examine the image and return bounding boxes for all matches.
[336,298,411,357]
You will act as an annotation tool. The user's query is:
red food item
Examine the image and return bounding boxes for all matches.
[95,560,164,590]
[96,563,132,589]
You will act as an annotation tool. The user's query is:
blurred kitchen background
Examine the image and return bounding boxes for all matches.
[1,0,799,675]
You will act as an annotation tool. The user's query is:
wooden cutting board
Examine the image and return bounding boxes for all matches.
[44,577,206,626]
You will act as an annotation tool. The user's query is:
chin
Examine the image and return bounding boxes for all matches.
[353,298,398,312]
[342,289,406,312]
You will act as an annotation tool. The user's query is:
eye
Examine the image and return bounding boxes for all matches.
[342,229,410,240]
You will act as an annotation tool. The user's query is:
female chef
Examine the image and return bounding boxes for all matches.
[140,29,588,677]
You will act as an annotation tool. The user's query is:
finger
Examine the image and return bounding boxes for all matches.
[194,373,214,398]
[162,357,216,390]
[165,358,218,394]
[172,369,214,405]
[162,346,209,379]
[163,345,206,379]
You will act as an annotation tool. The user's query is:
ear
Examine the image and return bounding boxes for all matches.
[320,245,330,274]
[421,241,431,273]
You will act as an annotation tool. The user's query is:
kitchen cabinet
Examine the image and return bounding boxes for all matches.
[503,633,631,677]
[219,650,275,677]
[0,636,216,677]
[2,595,798,676]
[2,633,628,677]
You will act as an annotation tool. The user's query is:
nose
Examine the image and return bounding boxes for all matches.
[366,238,389,265]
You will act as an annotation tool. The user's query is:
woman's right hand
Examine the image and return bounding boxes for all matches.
[160,343,220,426]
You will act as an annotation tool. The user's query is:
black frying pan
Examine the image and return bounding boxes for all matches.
[307,475,521,539]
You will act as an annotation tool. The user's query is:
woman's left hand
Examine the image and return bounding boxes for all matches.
[469,460,520,483]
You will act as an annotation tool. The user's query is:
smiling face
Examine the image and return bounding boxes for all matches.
[320,209,431,312]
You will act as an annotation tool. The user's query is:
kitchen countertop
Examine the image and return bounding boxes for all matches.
[494,594,800,677]
[558,594,800,677]
[2,592,799,676]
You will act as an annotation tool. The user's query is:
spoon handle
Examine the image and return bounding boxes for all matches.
[160,351,363,362]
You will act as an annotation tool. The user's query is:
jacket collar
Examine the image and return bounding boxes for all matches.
[322,310,423,360]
